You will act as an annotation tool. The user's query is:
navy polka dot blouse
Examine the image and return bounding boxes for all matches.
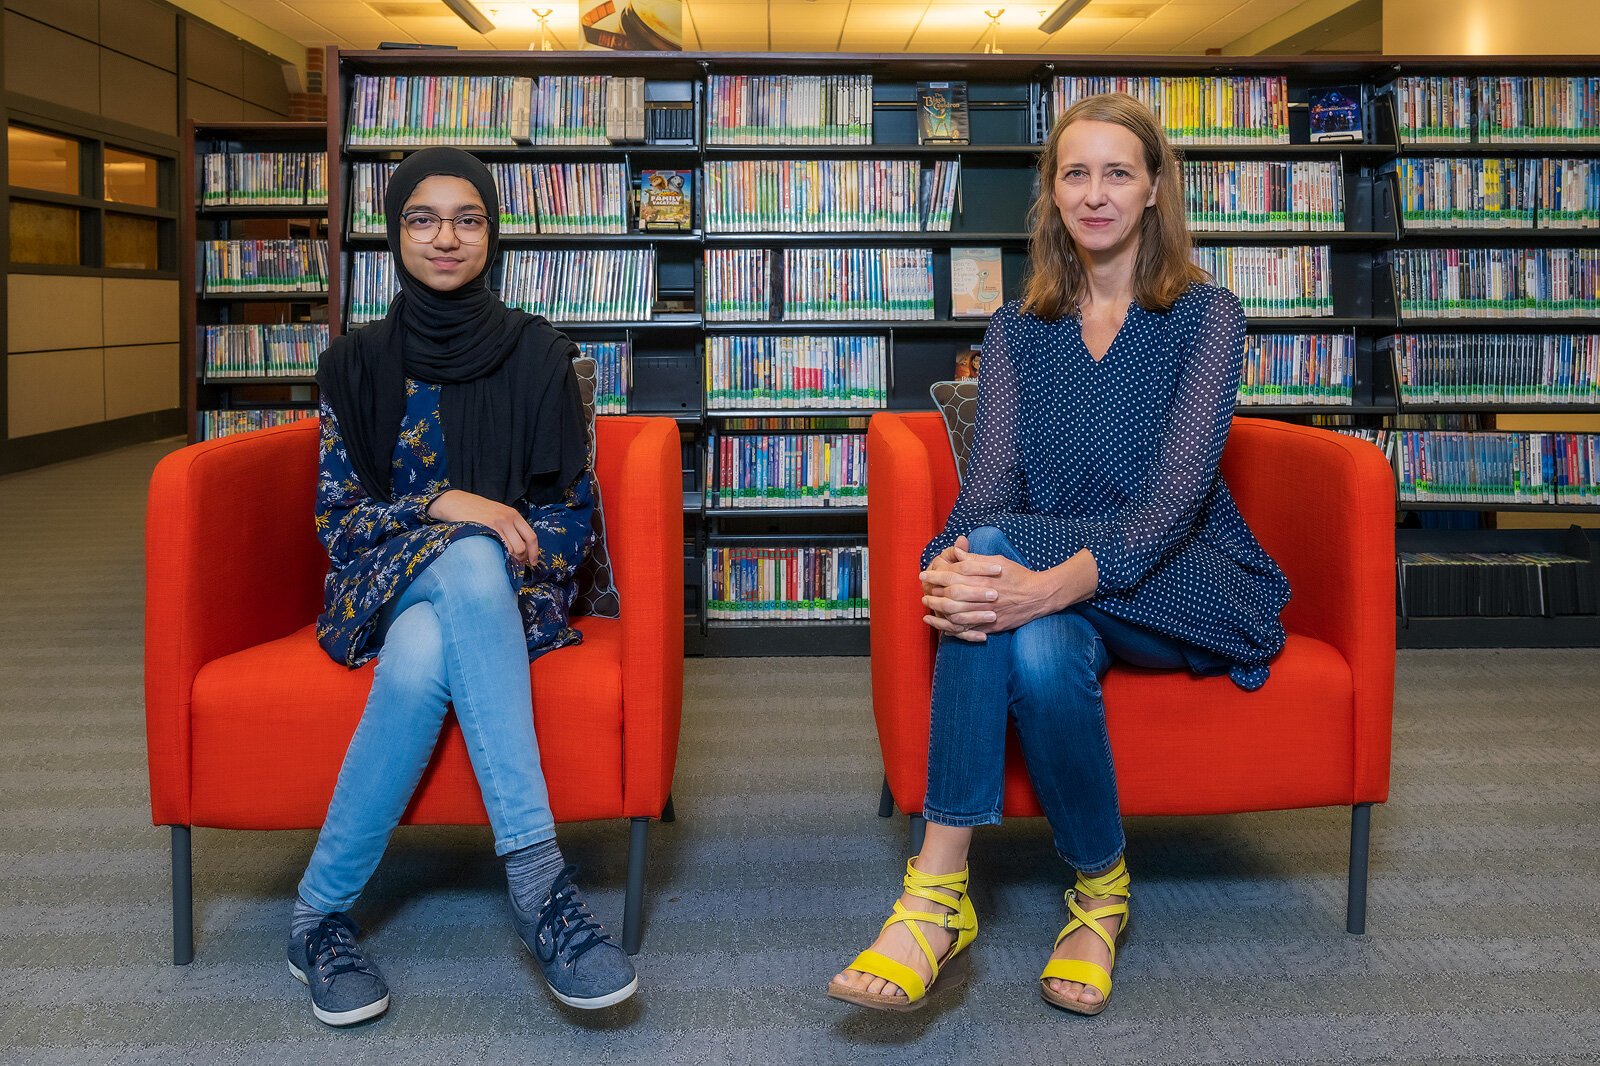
[922,283,1291,690]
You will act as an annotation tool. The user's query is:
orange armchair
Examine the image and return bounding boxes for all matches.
[145,415,683,962]
[867,413,1395,932]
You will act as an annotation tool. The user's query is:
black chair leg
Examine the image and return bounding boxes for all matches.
[171,825,193,965]
[622,817,649,955]
[1347,802,1373,934]
[909,814,926,855]
[877,775,895,818]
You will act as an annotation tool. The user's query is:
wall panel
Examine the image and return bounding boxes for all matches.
[7,276,103,353]
[100,51,178,136]
[185,80,245,124]
[99,0,177,72]
[2,0,97,40]
[241,49,291,115]
[102,278,178,346]
[3,12,100,114]
[7,348,105,437]
[185,20,241,96]
[103,343,178,419]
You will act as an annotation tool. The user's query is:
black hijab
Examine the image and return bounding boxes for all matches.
[317,147,586,507]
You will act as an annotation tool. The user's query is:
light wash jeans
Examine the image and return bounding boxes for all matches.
[923,525,1228,875]
[298,535,554,913]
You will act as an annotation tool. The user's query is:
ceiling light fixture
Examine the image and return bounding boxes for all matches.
[442,0,495,33]
[531,8,554,50]
[1037,0,1093,34]
[984,9,1006,54]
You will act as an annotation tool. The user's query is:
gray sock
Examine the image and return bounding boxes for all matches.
[290,896,328,941]
[505,838,565,915]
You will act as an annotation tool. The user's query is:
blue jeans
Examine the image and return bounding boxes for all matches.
[923,526,1226,874]
[298,535,554,913]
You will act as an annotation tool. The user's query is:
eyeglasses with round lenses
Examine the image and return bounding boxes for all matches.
[400,210,489,244]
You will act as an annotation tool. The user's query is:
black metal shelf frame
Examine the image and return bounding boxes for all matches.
[323,51,1600,653]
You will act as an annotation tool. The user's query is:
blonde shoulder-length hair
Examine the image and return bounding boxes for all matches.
[1021,92,1207,321]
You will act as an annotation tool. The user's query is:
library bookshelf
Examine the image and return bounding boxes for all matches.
[182,122,330,443]
[304,50,1599,654]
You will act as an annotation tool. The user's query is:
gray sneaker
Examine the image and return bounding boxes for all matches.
[287,913,391,1027]
[513,864,638,1009]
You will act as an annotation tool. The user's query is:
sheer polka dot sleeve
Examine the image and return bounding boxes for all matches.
[920,310,1025,570]
[1078,287,1247,592]
[912,285,1287,686]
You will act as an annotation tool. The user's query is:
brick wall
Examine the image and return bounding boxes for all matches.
[288,47,326,120]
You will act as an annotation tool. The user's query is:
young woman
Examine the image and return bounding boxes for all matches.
[292,147,635,1026]
[829,93,1291,1016]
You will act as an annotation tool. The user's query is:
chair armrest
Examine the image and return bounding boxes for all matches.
[867,413,947,813]
[1223,417,1396,802]
[595,416,685,818]
[144,418,326,825]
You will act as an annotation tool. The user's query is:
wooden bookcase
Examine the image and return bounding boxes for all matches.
[316,50,1600,653]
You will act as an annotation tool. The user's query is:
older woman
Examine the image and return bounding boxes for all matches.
[830,93,1290,1016]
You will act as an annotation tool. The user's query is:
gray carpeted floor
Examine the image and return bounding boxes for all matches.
[2,438,1598,1065]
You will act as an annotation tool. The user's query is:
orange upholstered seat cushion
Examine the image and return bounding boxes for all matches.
[999,634,1354,819]
[189,616,623,830]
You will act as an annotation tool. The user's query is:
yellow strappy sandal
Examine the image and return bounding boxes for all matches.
[1039,858,1131,1016]
[827,859,978,1012]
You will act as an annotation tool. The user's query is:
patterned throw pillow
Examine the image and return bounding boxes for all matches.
[570,356,621,619]
[929,379,979,484]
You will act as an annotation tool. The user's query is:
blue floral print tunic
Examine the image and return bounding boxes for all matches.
[923,285,1291,689]
[315,377,596,668]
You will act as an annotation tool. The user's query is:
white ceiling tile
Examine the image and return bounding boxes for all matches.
[913,6,996,34]
[686,2,771,34]
[1115,26,1200,44]
[209,0,1311,54]
[1187,6,1275,39]
[770,3,848,47]
[838,6,928,31]
[698,38,773,50]
[906,38,985,53]
[1136,2,1236,29]
[838,6,925,49]
[285,1,384,14]
[907,30,987,50]
[991,26,1054,50]
[385,16,492,44]
[1047,15,1141,45]
[240,4,346,42]
[1082,1,1163,14]
[474,7,563,32]
[1248,0,1309,14]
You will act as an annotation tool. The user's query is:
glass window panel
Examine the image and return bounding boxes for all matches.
[104,212,160,270]
[8,126,81,195]
[9,200,81,265]
[104,147,161,207]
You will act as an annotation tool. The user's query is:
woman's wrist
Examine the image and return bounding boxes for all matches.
[424,488,464,522]
[1042,551,1097,612]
